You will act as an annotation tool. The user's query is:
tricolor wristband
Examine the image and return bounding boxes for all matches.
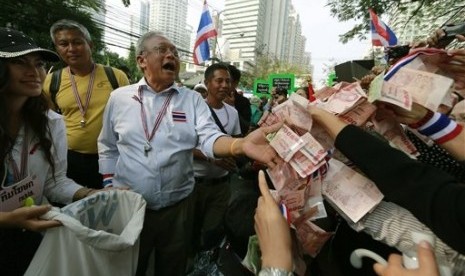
[102,174,114,187]
[416,112,463,144]
[279,202,291,225]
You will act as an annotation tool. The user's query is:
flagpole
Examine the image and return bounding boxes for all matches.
[212,10,223,63]
[372,46,375,64]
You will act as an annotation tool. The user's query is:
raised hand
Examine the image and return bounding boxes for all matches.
[254,170,292,271]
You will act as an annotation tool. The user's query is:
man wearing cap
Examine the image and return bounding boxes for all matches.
[192,63,241,254]
[43,19,129,190]
[193,83,207,99]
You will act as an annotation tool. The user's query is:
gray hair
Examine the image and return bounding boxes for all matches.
[50,19,92,45]
[136,31,166,55]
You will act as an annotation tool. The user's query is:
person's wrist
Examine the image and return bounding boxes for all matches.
[415,112,463,144]
[408,108,433,128]
[230,138,242,156]
[261,251,293,272]
[258,267,293,276]
[73,187,95,201]
[102,174,114,188]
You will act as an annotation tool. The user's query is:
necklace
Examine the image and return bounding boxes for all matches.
[134,86,174,156]
[68,64,96,128]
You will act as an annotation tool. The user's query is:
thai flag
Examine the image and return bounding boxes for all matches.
[172,111,187,122]
[193,0,217,65]
[369,9,397,47]
[384,48,446,81]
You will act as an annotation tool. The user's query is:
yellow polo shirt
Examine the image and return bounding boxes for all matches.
[43,64,129,154]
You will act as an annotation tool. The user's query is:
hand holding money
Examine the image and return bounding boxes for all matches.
[438,47,465,89]
[426,28,447,48]
[376,102,429,126]
[254,170,293,272]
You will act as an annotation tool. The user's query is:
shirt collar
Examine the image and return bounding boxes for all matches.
[137,78,181,94]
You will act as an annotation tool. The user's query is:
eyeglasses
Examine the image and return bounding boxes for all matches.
[146,46,179,58]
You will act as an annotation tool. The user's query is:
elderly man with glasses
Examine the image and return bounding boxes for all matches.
[98,31,281,275]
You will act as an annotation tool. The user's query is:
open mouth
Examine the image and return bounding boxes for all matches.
[162,62,176,72]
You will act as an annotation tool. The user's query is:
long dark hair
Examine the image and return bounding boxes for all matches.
[0,58,55,180]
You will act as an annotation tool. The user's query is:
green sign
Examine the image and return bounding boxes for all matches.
[268,73,295,92]
[253,80,270,97]
[326,71,337,87]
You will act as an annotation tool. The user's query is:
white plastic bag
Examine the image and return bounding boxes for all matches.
[25,190,146,276]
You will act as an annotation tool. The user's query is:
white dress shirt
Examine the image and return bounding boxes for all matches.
[98,78,226,210]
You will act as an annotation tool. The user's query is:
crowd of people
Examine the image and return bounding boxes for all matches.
[0,17,464,276]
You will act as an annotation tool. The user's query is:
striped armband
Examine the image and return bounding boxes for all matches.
[417,112,463,144]
[102,174,114,187]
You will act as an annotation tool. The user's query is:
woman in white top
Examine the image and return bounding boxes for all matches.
[0,27,96,275]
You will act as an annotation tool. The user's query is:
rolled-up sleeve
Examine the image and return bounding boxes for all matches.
[98,94,119,174]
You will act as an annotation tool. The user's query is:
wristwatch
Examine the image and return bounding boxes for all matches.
[258,267,293,276]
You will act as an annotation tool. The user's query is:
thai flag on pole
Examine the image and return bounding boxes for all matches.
[193,0,217,65]
[369,9,398,47]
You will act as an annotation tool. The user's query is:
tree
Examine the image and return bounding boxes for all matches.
[0,0,105,65]
[326,0,465,43]
[102,50,126,68]
[125,43,143,83]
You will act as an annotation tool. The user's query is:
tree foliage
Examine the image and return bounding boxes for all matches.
[0,0,105,65]
[125,43,143,83]
[326,0,465,43]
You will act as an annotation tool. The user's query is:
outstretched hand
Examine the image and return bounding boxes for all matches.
[254,170,292,271]
[242,123,284,169]
[0,205,61,232]
[376,102,429,125]
[373,241,439,276]
[439,43,465,90]
[426,29,447,48]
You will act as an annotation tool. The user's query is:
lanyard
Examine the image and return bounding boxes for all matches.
[8,127,29,182]
[135,86,174,156]
[68,64,96,127]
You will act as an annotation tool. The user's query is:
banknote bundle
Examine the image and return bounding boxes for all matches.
[365,49,457,155]
[262,91,385,257]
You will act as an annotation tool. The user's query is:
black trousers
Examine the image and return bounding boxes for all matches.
[193,175,231,251]
[136,194,195,276]
[0,228,42,276]
[67,150,102,189]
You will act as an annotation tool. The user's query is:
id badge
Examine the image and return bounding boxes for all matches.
[0,175,42,212]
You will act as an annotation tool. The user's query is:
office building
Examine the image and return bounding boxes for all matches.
[149,0,190,52]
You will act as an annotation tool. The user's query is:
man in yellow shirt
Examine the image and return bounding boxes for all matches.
[43,19,129,189]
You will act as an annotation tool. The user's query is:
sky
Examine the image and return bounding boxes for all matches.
[187,0,372,87]
[106,0,372,87]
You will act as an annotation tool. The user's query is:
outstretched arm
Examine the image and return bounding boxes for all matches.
[213,123,283,169]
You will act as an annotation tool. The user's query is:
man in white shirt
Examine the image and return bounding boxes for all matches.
[193,63,241,252]
[98,31,281,276]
